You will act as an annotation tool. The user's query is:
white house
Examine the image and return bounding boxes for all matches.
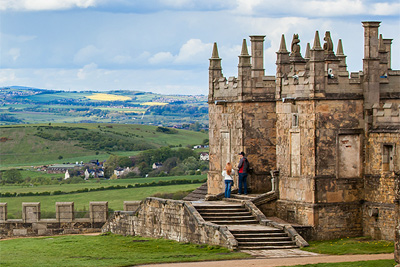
[199,152,209,161]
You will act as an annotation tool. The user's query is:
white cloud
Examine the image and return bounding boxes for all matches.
[0,0,97,11]
[0,69,16,83]
[371,2,400,15]
[174,39,212,64]
[77,63,98,80]
[149,52,175,64]
[8,48,21,62]
[73,45,102,65]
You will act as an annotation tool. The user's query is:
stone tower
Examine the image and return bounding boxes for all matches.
[208,21,400,241]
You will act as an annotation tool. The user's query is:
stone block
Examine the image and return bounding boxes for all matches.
[124,201,140,212]
[90,202,108,223]
[0,203,7,221]
[56,202,74,222]
[13,229,27,236]
[22,202,40,223]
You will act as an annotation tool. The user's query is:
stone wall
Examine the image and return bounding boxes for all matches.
[395,176,400,265]
[103,198,238,249]
[207,100,276,197]
[0,201,109,238]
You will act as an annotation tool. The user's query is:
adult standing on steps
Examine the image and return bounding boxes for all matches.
[237,151,249,195]
[222,162,234,198]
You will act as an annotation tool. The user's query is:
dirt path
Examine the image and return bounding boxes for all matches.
[137,253,394,267]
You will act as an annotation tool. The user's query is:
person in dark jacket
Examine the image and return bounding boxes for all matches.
[237,151,249,195]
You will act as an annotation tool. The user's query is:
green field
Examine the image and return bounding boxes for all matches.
[0,123,208,168]
[0,174,206,194]
[0,234,251,267]
[3,182,203,219]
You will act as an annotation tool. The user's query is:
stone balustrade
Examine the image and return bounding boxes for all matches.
[0,201,113,238]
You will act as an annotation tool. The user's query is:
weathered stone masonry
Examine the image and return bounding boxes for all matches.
[208,20,399,251]
[0,202,109,238]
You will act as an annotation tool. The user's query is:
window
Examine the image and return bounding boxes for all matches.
[382,145,394,171]
[292,114,299,128]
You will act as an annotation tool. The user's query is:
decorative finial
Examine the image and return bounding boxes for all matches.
[336,39,344,55]
[323,31,334,54]
[305,43,311,59]
[241,39,249,56]
[278,34,288,53]
[211,42,219,58]
[312,31,322,50]
[290,34,301,56]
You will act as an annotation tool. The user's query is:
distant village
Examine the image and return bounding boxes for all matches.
[37,145,209,180]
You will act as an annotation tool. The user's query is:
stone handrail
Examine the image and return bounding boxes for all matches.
[102,197,238,250]
[244,201,309,248]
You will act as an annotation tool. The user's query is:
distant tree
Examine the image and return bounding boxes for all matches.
[1,169,23,184]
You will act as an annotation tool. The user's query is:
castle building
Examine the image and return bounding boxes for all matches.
[208,21,400,242]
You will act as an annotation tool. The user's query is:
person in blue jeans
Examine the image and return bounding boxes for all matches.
[237,152,249,195]
[222,162,234,198]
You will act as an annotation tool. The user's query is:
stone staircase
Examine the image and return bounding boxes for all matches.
[230,227,298,250]
[183,182,208,201]
[193,202,298,250]
[194,203,258,225]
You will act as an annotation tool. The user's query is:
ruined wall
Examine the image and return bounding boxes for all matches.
[0,202,108,238]
[127,198,237,249]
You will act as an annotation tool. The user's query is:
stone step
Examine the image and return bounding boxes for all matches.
[239,246,298,250]
[200,211,252,216]
[238,240,296,246]
[233,232,289,238]
[230,229,284,234]
[236,238,293,243]
[210,220,259,225]
[202,215,255,221]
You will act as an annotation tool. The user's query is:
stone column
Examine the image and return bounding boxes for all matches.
[56,202,74,222]
[0,203,7,221]
[90,201,108,223]
[22,202,40,223]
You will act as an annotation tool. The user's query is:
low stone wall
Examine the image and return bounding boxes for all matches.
[0,201,110,238]
[102,198,238,250]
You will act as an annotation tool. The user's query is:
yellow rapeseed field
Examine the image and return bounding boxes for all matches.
[141,102,168,106]
[86,93,132,101]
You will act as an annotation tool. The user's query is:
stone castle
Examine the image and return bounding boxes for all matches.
[207,21,399,241]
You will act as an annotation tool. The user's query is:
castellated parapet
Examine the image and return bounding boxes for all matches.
[208,21,399,248]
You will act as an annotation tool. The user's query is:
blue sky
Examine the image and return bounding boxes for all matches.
[0,0,399,95]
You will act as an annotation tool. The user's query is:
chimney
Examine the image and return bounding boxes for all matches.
[250,35,266,81]
[362,21,381,109]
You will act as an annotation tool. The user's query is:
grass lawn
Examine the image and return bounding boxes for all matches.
[0,234,251,267]
[301,236,394,255]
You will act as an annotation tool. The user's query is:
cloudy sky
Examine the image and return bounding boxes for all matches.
[0,0,399,95]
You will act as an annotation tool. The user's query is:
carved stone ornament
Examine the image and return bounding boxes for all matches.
[291,34,301,56]
[323,31,334,54]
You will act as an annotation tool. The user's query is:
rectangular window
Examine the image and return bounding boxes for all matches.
[382,145,394,171]
[292,114,299,128]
